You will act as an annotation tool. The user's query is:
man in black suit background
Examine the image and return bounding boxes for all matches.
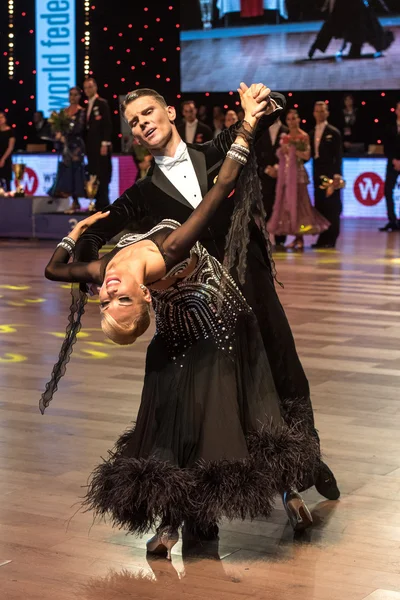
[310,101,343,248]
[380,101,400,232]
[177,100,213,144]
[255,116,288,246]
[75,85,340,532]
[83,78,113,210]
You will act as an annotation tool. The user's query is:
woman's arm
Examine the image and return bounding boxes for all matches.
[44,212,110,283]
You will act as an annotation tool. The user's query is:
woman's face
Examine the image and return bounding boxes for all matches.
[286,111,300,130]
[69,89,81,105]
[98,263,150,324]
[0,113,7,127]
[344,96,353,109]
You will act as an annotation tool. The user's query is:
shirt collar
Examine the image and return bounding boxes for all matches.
[316,120,328,129]
[154,140,188,167]
[186,119,198,128]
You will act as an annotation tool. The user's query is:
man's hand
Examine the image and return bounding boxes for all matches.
[265,165,278,178]
[239,82,271,119]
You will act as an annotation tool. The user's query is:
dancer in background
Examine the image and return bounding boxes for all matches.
[48,87,86,213]
[41,87,320,556]
[308,0,394,59]
[267,109,330,250]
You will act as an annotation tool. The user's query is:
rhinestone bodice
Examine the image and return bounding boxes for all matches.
[117,220,252,362]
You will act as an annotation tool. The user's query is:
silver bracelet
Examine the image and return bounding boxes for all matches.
[227,150,248,165]
[63,236,76,248]
[230,143,250,156]
[56,241,74,257]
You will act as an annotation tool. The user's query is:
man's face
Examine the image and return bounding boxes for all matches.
[83,80,97,98]
[314,104,329,124]
[225,110,238,128]
[182,103,197,123]
[125,96,176,152]
[396,103,400,121]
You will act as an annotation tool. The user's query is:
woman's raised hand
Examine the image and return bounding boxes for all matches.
[77,211,110,233]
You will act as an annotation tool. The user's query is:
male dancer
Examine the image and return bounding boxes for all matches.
[75,83,340,533]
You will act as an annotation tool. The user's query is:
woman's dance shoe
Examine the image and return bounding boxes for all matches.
[146,527,179,561]
[286,238,304,251]
[283,489,313,533]
[315,462,340,500]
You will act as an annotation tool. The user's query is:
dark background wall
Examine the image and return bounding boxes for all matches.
[0,0,398,150]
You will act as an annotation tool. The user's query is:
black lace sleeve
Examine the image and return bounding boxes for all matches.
[159,152,244,270]
[40,244,103,414]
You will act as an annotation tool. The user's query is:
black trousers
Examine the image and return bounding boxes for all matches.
[314,185,342,247]
[86,151,112,210]
[261,176,286,245]
[385,163,400,223]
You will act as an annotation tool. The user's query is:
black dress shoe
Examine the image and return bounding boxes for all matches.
[308,44,317,60]
[282,489,313,532]
[311,243,335,249]
[315,462,340,500]
[379,222,399,232]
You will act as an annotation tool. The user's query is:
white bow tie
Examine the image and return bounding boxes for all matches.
[162,148,188,170]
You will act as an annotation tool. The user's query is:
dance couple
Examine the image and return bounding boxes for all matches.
[41,82,340,558]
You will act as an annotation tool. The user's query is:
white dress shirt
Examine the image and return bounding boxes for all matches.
[314,121,328,158]
[185,119,198,144]
[154,140,203,208]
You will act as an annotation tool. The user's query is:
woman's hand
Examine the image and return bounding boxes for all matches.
[237,82,269,128]
[265,165,278,178]
[0,158,5,168]
[68,211,110,241]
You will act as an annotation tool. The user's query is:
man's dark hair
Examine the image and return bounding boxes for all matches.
[181,100,196,110]
[84,77,97,86]
[121,88,167,115]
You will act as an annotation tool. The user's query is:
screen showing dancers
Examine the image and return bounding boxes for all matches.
[180,0,399,92]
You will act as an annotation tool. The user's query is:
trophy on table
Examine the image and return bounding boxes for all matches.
[85,175,99,212]
[12,163,27,197]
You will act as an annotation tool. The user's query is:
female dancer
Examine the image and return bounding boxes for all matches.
[41,90,319,557]
[48,86,86,212]
[267,109,330,251]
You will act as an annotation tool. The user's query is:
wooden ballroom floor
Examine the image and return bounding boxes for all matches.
[1,218,400,600]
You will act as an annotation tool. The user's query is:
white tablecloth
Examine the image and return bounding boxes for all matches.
[216,0,288,20]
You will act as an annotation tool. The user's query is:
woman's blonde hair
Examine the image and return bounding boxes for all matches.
[101,302,151,345]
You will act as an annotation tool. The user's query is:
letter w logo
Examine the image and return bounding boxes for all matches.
[358,177,380,201]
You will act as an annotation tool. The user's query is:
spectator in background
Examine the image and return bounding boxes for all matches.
[48,86,86,213]
[177,100,213,144]
[197,104,210,126]
[0,111,16,192]
[380,101,400,232]
[212,105,225,138]
[339,94,362,153]
[255,116,288,247]
[83,77,113,210]
[310,101,343,248]
[224,109,238,129]
[237,107,245,122]
[268,109,330,250]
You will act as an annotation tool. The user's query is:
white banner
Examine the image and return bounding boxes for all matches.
[35,0,76,116]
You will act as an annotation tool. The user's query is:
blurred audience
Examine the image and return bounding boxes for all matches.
[224,109,238,128]
[0,111,16,191]
[177,100,213,143]
[212,106,225,138]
